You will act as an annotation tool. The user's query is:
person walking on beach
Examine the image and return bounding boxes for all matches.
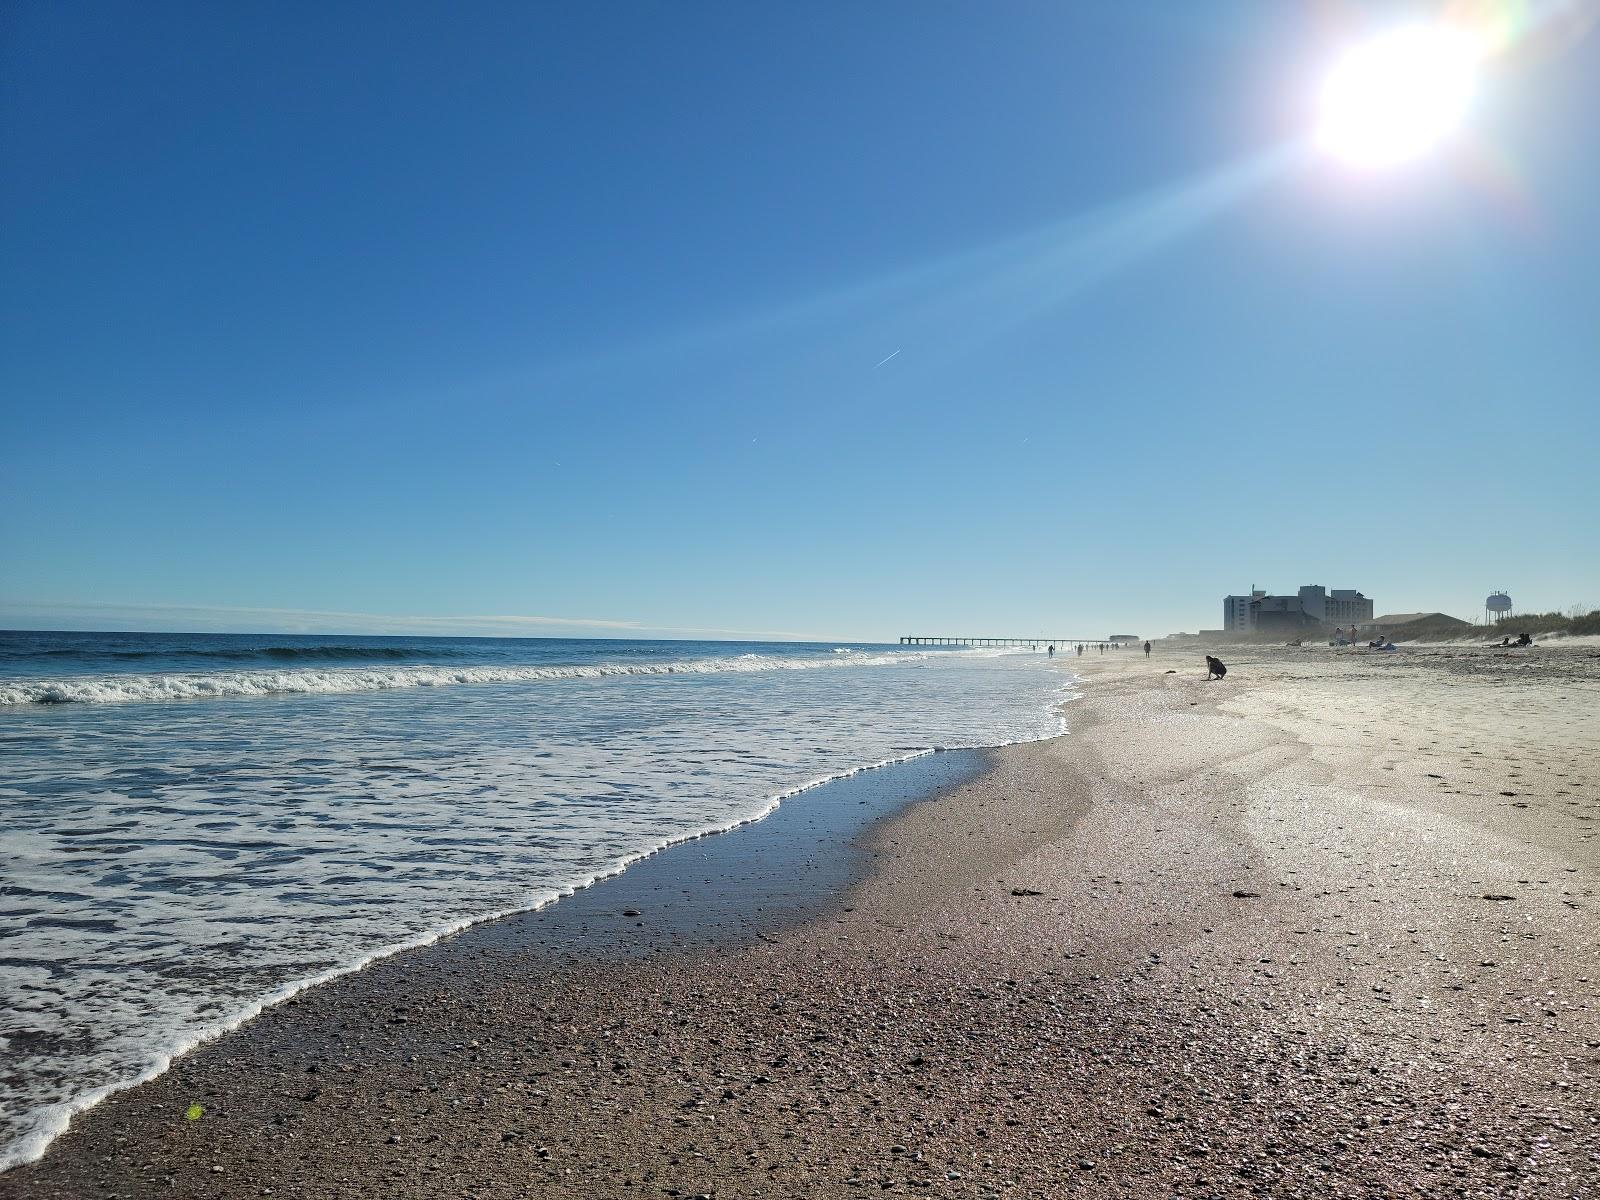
[1144,640,1151,657]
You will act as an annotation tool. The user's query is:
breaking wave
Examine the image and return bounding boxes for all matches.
[1,650,937,706]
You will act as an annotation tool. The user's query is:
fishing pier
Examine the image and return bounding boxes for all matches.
[899,636,1096,647]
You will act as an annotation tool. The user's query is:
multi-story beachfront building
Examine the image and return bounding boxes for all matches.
[1223,591,1263,634]
[1222,591,1279,634]
[1222,585,1374,634]
[1306,586,1373,625]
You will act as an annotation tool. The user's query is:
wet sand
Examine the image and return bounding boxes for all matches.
[6,641,1598,1198]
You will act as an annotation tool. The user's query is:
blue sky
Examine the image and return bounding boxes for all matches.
[3,1,1597,640]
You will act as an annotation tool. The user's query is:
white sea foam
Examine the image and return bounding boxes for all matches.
[0,743,1008,1172]
[0,648,946,706]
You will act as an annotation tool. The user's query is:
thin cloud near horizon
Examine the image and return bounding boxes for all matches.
[0,600,833,643]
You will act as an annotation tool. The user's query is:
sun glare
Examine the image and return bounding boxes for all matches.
[1318,26,1479,168]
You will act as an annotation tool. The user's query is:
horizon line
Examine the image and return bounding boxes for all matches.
[0,600,841,644]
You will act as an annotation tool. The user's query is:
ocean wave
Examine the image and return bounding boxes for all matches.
[0,638,1072,1169]
[0,650,938,706]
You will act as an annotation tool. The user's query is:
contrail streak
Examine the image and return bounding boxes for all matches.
[373,140,1307,414]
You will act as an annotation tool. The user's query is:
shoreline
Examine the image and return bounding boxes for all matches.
[6,643,1597,1197]
[0,740,1013,1175]
[1,637,1070,1173]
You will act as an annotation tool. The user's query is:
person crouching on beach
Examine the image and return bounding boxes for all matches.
[1205,655,1227,680]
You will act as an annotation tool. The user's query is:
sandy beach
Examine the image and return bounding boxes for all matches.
[6,640,1597,1199]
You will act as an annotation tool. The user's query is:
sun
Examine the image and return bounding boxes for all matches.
[1318,26,1479,168]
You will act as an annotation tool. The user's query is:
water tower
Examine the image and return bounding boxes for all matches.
[1485,591,1513,625]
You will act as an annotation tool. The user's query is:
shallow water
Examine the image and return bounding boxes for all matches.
[0,632,1071,1168]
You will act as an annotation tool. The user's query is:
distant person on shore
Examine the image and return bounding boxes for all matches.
[1047,644,1054,657]
[1144,640,1151,657]
[1205,655,1227,680]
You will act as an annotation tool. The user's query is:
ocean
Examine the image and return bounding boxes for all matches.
[0,630,1072,1169]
